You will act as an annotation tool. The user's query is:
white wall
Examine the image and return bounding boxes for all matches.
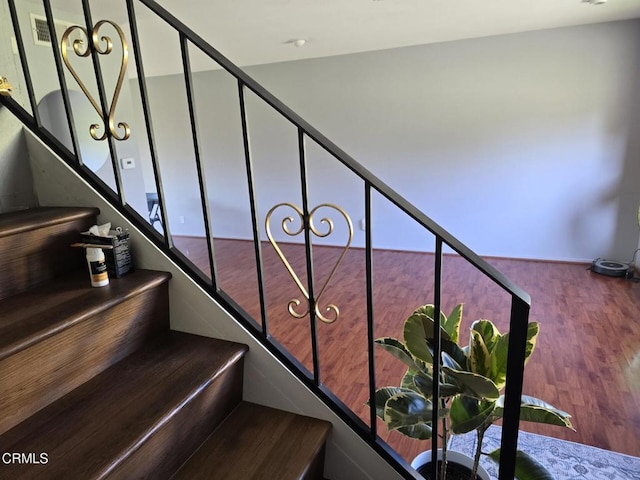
[135,20,640,262]
[0,1,37,213]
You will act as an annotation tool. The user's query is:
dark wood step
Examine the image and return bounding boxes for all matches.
[0,331,248,480]
[0,206,99,300]
[0,269,171,435]
[173,402,332,480]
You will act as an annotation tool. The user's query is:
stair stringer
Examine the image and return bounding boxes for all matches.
[25,131,406,480]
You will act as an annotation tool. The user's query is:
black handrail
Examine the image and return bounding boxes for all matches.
[1,1,531,478]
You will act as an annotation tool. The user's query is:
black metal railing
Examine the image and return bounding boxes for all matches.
[1,1,531,478]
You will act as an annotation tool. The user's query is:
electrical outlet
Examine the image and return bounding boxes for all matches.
[11,37,18,55]
[359,218,366,231]
[120,157,135,170]
[179,216,185,224]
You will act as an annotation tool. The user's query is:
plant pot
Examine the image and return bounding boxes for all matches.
[411,449,490,480]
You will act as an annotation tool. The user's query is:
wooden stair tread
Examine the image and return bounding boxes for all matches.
[173,402,332,480]
[0,206,100,301]
[0,331,248,480]
[0,207,99,238]
[0,269,171,361]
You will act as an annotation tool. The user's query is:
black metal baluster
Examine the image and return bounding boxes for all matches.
[42,0,83,165]
[499,296,530,480]
[180,33,217,289]
[125,0,172,247]
[7,0,40,126]
[365,181,377,438]
[298,128,320,385]
[431,237,443,480]
[238,81,269,336]
[81,0,126,205]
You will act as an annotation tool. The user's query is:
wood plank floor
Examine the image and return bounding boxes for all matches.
[174,236,640,463]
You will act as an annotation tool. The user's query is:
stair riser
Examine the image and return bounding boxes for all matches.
[0,215,96,301]
[301,444,327,480]
[0,283,169,436]
[103,358,245,480]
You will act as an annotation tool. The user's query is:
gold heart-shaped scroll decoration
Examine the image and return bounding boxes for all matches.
[0,76,13,97]
[61,20,130,141]
[265,202,353,324]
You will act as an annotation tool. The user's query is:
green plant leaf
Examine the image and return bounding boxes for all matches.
[383,391,435,439]
[449,396,495,434]
[441,339,469,369]
[471,319,502,353]
[519,396,574,429]
[443,303,463,343]
[443,366,500,400]
[487,449,555,480]
[441,351,462,370]
[396,424,433,440]
[404,305,467,368]
[469,330,492,377]
[412,371,460,398]
[413,305,447,326]
[523,322,540,366]
[404,313,435,364]
[401,368,418,390]
[519,404,574,430]
[490,322,539,389]
[411,371,434,398]
[411,305,454,343]
[375,337,426,373]
[489,332,509,389]
[368,387,415,420]
[494,395,574,430]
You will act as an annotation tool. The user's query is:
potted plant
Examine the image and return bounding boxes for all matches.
[371,304,574,480]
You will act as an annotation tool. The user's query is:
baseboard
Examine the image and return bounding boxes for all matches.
[172,235,593,265]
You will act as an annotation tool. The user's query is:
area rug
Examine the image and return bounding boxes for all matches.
[448,425,640,479]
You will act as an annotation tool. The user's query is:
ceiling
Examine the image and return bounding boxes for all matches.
[59,0,640,76]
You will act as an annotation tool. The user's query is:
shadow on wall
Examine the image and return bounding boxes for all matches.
[0,106,37,212]
[567,24,640,264]
[37,89,110,173]
[36,88,152,223]
[591,59,640,263]
[610,72,640,262]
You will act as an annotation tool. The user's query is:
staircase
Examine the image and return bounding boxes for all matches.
[0,206,332,479]
[0,0,534,477]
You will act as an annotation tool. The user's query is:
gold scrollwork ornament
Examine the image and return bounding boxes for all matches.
[61,20,130,141]
[0,76,13,97]
[265,202,353,324]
